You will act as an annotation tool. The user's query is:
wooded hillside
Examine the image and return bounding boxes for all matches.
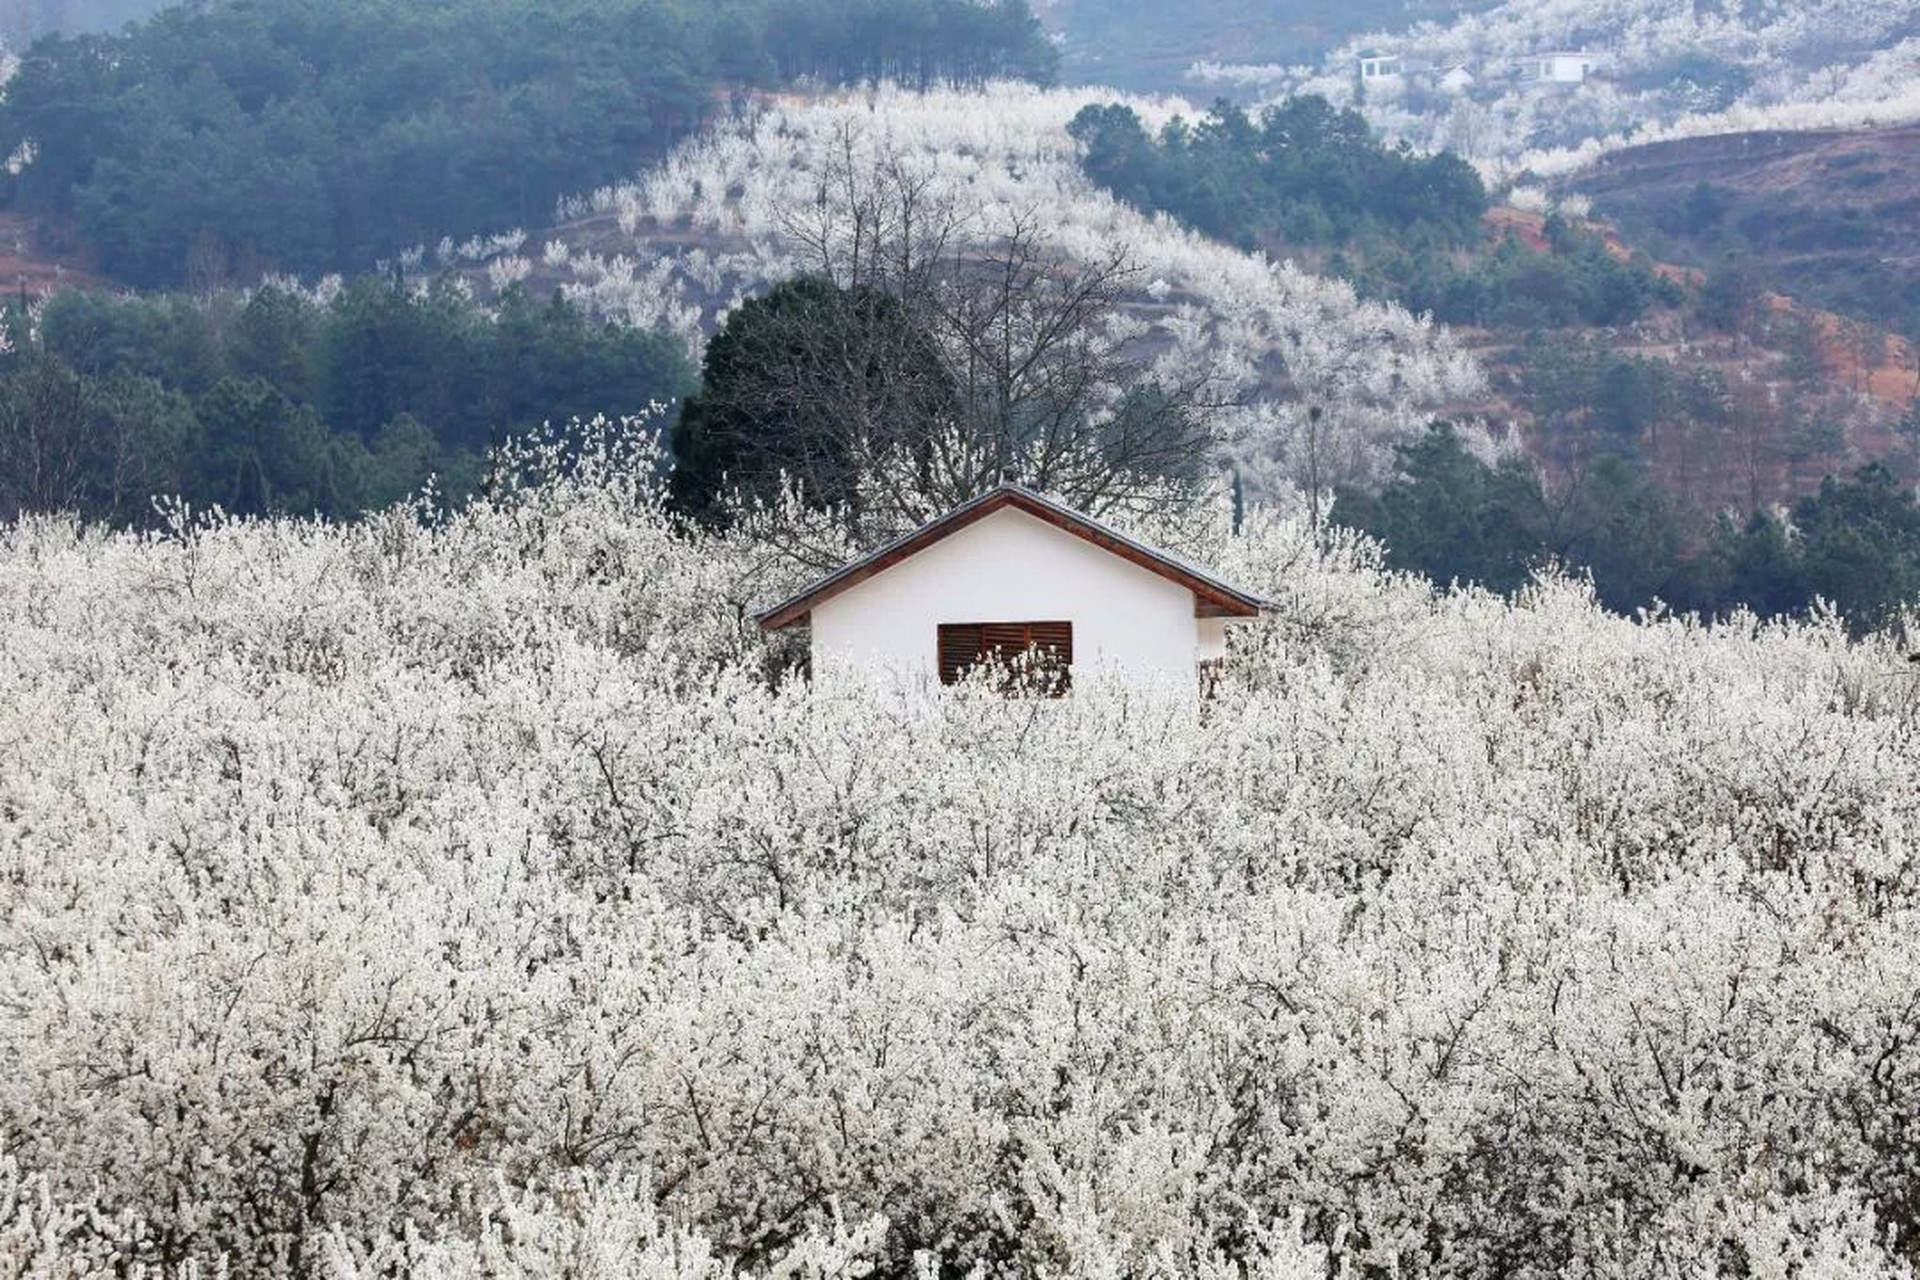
[0,0,1056,286]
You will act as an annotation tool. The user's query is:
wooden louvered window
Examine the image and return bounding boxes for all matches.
[938,621,1073,696]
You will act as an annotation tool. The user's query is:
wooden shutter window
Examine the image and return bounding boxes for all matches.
[937,621,1073,695]
[938,624,985,686]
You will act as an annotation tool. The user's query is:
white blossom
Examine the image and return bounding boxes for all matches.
[6,424,1920,1276]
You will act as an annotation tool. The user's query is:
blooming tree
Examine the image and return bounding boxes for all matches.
[4,421,1920,1276]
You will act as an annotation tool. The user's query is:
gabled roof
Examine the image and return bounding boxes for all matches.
[757,484,1269,632]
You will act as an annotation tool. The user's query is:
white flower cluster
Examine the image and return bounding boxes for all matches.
[5,428,1920,1276]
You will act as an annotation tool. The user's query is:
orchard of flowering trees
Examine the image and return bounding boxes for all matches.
[7,421,1920,1276]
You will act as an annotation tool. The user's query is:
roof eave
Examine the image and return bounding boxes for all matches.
[759,607,809,633]
[1198,597,1266,620]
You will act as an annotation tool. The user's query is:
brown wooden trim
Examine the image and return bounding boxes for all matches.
[758,487,1264,631]
[1004,497,1261,621]
[938,620,1073,695]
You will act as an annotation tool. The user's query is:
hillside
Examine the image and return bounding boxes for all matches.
[1461,204,1918,514]
[1222,0,1920,178]
[443,83,1489,503]
[1564,123,1920,336]
[20,69,1917,535]
[429,84,1920,534]
[1240,186,1920,549]
[1044,90,1920,526]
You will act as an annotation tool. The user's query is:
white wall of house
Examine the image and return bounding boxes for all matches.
[808,506,1210,684]
[1197,617,1227,663]
[1518,53,1593,84]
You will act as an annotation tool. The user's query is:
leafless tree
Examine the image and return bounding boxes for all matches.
[0,360,172,524]
[1729,366,1788,514]
[0,359,93,520]
[694,133,1225,538]
[1843,316,1887,395]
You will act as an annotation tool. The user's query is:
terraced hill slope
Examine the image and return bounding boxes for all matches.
[1566,124,1920,334]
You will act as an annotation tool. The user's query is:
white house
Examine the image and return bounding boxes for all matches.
[757,485,1267,691]
[1437,64,1477,94]
[1515,51,1597,85]
[1357,52,1403,83]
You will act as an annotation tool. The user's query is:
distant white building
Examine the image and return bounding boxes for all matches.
[1437,64,1477,93]
[1514,51,1598,85]
[1357,52,1403,83]
[758,485,1267,692]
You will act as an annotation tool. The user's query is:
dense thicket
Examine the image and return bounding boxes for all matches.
[1393,214,1684,329]
[0,0,1056,286]
[1068,96,1489,254]
[0,282,692,522]
[7,434,1920,1277]
[1335,422,1920,630]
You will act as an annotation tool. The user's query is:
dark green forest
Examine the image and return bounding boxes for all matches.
[0,0,1055,287]
[1069,97,1488,256]
[1068,98,1681,328]
[0,281,693,522]
[1334,423,1920,632]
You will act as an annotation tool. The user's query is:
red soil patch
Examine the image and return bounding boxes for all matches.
[1482,206,1550,252]
[1484,205,1703,286]
[1761,291,1919,403]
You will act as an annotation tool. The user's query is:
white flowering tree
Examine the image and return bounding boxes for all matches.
[4,418,1920,1277]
